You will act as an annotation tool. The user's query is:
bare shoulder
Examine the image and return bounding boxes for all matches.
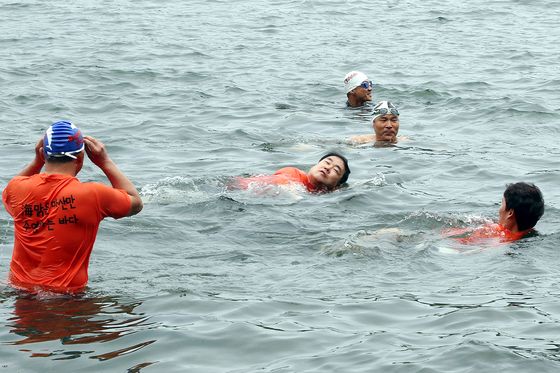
[349,134,376,145]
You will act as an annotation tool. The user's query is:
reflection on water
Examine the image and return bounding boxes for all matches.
[3,290,156,362]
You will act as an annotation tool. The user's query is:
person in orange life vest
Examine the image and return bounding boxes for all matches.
[350,101,400,145]
[235,152,351,193]
[344,71,373,108]
[2,121,143,293]
[444,182,544,244]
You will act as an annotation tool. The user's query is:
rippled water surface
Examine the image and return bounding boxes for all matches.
[1,0,560,371]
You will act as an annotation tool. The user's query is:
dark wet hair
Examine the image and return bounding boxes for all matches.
[45,155,77,164]
[504,182,544,231]
[319,152,350,186]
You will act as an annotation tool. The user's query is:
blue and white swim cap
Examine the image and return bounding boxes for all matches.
[43,121,84,159]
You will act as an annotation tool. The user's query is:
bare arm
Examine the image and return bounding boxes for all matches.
[84,136,143,216]
[17,138,45,176]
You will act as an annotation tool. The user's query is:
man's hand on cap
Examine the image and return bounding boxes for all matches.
[84,136,111,168]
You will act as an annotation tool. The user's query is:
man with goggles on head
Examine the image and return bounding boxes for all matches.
[343,71,373,108]
[2,121,143,293]
[350,101,401,145]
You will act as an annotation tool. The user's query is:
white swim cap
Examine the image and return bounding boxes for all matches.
[344,71,369,93]
[371,101,399,122]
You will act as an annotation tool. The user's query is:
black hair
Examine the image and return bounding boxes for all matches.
[45,155,76,164]
[319,152,351,186]
[503,182,544,231]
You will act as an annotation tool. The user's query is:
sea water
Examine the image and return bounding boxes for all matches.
[1,0,559,371]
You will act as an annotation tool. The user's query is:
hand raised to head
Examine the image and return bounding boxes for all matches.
[34,137,45,163]
[84,136,111,168]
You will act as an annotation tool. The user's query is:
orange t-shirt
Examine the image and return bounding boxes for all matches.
[235,167,316,192]
[442,223,525,245]
[2,173,131,293]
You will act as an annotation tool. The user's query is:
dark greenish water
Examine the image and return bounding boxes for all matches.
[1,0,559,371]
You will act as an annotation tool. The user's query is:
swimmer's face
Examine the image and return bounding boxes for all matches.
[373,114,399,142]
[351,83,372,103]
[308,156,346,190]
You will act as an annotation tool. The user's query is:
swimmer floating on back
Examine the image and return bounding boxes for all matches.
[233,152,351,193]
[350,101,401,146]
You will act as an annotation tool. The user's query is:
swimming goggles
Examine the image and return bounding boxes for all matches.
[372,101,399,117]
[372,107,399,116]
[45,144,85,159]
[360,80,373,90]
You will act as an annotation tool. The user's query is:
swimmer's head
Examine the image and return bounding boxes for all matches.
[43,121,85,162]
[344,71,372,107]
[320,152,350,185]
[372,101,400,143]
[308,152,350,191]
[344,71,369,93]
[500,182,544,232]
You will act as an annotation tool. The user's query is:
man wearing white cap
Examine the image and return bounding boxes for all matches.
[343,71,373,108]
[350,100,401,145]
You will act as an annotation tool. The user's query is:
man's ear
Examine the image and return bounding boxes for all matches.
[507,208,515,221]
[75,151,85,172]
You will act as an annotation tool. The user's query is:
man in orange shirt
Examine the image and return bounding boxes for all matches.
[2,121,143,293]
[444,182,544,245]
[234,152,351,193]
